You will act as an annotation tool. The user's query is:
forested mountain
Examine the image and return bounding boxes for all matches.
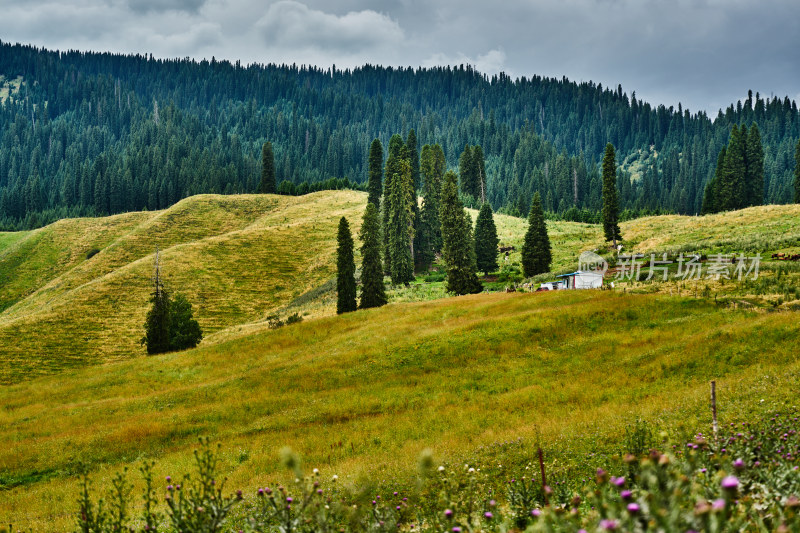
[0,40,798,229]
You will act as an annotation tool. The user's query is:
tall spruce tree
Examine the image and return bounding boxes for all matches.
[382,135,405,273]
[702,147,726,214]
[473,145,487,203]
[795,139,800,203]
[440,170,481,295]
[359,203,387,309]
[474,201,499,274]
[745,123,764,206]
[521,192,552,277]
[367,138,383,209]
[720,125,747,211]
[459,144,477,198]
[406,129,421,192]
[601,143,621,246]
[388,159,415,284]
[336,217,357,314]
[415,144,445,271]
[142,250,171,355]
[259,141,276,194]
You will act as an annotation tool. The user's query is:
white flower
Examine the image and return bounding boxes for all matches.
[332,474,339,481]
[438,466,445,472]
[313,468,320,475]
[468,468,475,473]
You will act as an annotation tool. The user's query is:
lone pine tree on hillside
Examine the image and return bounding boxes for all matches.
[521,192,552,277]
[367,138,383,209]
[388,158,415,284]
[260,141,276,194]
[382,134,406,273]
[440,170,482,295]
[415,143,446,271]
[474,201,499,274]
[142,249,202,355]
[601,143,621,247]
[336,216,357,314]
[359,203,387,309]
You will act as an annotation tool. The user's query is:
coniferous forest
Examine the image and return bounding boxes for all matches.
[1,40,799,230]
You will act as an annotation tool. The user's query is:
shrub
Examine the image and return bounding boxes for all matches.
[85,247,101,260]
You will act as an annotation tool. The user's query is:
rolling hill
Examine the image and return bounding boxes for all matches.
[0,191,365,383]
[1,288,798,529]
[2,193,800,384]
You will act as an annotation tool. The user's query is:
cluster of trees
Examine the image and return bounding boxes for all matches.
[701,124,765,213]
[1,42,799,230]
[141,252,202,355]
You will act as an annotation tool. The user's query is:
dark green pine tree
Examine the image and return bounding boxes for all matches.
[388,159,415,284]
[601,143,621,246]
[382,134,405,273]
[795,139,800,203]
[720,125,747,211]
[406,129,420,192]
[358,203,387,309]
[459,144,477,198]
[474,201,499,274]
[521,192,552,277]
[142,250,171,355]
[168,293,203,351]
[259,141,276,194]
[745,122,764,206]
[415,144,445,271]
[336,217,357,314]
[702,147,726,214]
[473,145,487,203]
[440,170,482,295]
[367,138,383,209]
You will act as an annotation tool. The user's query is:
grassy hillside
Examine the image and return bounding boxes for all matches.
[2,195,799,384]
[0,191,366,383]
[1,289,798,528]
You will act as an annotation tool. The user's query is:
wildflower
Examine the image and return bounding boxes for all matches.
[712,498,726,511]
[621,490,633,501]
[531,509,541,517]
[733,458,745,470]
[258,488,265,496]
[627,503,640,515]
[167,485,174,491]
[452,528,462,533]
[438,466,446,472]
[721,476,739,491]
[444,509,453,518]
[396,506,401,511]
[236,490,243,500]
[332,475,338,482]
[484,512,493,519]
[286,497,293,503]
[166,476,171,482]
[600,519,619,530]
[612,476,625,487]
[313,468,319,475]
[489,499,496,507]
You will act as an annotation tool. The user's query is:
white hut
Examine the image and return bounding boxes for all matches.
[556,270,604,289]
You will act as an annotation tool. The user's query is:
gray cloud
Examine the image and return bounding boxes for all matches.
[126,0,207,14]
[0,0,797,114]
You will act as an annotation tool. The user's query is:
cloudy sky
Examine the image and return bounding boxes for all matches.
[1,0,798,114]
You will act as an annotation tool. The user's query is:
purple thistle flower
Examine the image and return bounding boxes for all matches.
[286,497,293,503]
[733,458,744,470]
[612,476,625,487]
[600,519,619,530]
[444,509,453,518]
[484,512,493,519]
[452,528,462,533]
[712,498,726,510]
[531,509,541,517]
[721,476,739,491]
[627,503,640,514]
[621,490,633,501]
[258,488,264,495]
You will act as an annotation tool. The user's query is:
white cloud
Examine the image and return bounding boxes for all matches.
[256,1,404,53]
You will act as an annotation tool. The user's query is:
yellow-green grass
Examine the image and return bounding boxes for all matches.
[0,192,366,383]
[0,75,23,102]
[1,289,798,529]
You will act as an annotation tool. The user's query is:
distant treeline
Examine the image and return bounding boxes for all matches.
[0,40,798,229]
